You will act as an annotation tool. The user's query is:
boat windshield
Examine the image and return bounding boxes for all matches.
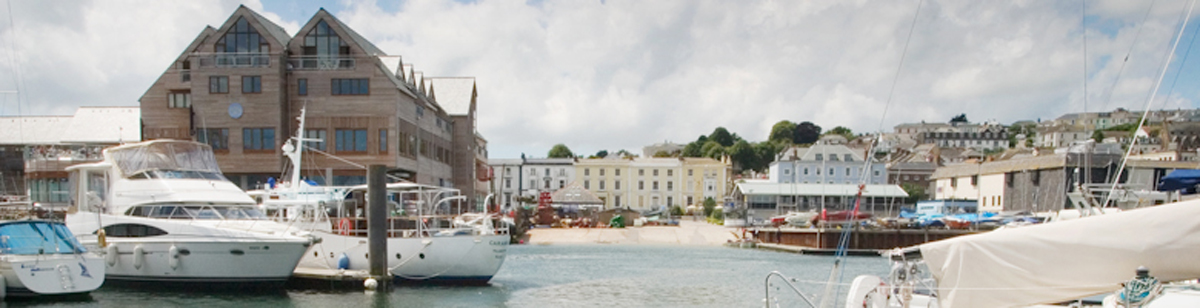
[128,169,227,181]
[0,221,85,255]
[126,205,267,220]
[108,141,222,178]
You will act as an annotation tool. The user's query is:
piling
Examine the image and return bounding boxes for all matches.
[367,164,390,290]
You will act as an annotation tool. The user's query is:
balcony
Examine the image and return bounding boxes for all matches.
[196,53,271,68]
[287,56,356,70]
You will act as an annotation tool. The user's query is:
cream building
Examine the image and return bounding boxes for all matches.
[575,157,730,211]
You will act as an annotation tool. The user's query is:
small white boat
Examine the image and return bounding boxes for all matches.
[64,140,314,286]
[0,220,105,298]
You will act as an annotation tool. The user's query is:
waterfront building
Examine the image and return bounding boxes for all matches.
[488,158,574,208]
[929,146,1191,212]
[139,6,487,207]
[730,182,909,221]
[572,157,730,211]
[0,107,140,204]
[768,136,887,185]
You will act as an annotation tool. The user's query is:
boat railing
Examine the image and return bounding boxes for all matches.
[330,215,509,238]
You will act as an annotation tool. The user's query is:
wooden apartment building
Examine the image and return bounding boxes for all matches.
[139,6,488,206]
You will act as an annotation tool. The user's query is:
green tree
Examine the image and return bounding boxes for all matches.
[752,141,785,172]
[1092,130,1105,143]
[594,150,609,158]
[653,150,672,158]
[826,126,854,140]
[709,127,735,147]
[794,121,822,144]
[681,142,703,157]
[548,144,574,158]
[901,182,928,204]
[702,197,717,217]
[950,113,969,123]
[701,141,725,159]
[769,120,797,144]
[728,140,755,171]
[615,149,635,158]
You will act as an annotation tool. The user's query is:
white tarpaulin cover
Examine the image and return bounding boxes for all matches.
[106,140,221,176]
[919,199,1200,308]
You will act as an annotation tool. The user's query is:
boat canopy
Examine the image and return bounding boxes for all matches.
[1157,169,1200,192]
[107,141,221,177]
[0,221,85,255]
[917,199,1200,307]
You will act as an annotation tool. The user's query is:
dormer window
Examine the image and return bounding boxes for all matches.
[815,154,823,161]
[303,20,349,56]
[216,17,269,54]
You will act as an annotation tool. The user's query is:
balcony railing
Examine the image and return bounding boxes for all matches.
[196,53,271,68]
[287,56,356,70]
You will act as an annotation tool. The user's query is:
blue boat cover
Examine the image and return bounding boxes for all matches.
[1158,169,1200,192]
[0,221,85,255]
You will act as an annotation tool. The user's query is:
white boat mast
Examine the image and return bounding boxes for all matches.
[283,106,322,190]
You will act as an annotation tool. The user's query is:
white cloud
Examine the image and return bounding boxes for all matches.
[1,0,1197,159]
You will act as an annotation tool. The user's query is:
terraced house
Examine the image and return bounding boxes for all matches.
[139,6,489,207]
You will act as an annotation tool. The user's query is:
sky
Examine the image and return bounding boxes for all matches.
[2,0,1200,159]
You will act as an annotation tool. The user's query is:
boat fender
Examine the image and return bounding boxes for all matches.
[97,229,107,248]
[133,245,145,270]
[169,245,180,270]
[337,253,350,270]
[339,218,352,236]
[0,273,6,299]
[104,245,118,267]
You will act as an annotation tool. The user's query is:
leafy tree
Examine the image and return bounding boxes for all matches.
[670,205,684,216]
[702,197,717,217]
[752,141,786,172]
[681,142,703,157]
[826,126,854,140]
[728,140,755,171]
[653,150,672,158]
[901,182,928,204]
[595,150,609,158]
[769,120,797,144]
[1092,130,1105,143]
[701,141,724,159]
[615,149,635,159]
[709,127,735,147]
[548,144,574,158]
[794,121,822,144]
[950,113,968,123]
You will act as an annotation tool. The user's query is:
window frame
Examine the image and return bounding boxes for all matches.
[209,76,229,94]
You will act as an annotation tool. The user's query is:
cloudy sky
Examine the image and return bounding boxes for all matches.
[2,0,1200,159]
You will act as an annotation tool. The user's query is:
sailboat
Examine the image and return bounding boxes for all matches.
[247,109,510,284]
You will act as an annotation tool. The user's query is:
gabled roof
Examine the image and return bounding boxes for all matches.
[401,64,414,86]
[428,77,476,116]
[315,8,386,56]
[240,5,292,46]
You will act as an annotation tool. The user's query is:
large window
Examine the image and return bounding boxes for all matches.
[332,78,369,95]
[302,20,349,56]
[242,76,261,93]
[304,129,326,151]
[243,128,275,151]
[336,129,367,152]
[197,128,229,150]
[209,76,228,93]
[168,91,191,108]
[216,17,269,53]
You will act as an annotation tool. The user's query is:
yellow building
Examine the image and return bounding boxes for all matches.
[574,157,730,211]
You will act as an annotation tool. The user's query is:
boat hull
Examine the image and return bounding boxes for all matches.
[0,254,106,297]
[299,231,509,284]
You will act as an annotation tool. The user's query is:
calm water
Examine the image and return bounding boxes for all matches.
[15,245,890,308]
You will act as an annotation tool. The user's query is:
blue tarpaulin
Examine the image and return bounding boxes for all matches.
[1158,169,1200,192]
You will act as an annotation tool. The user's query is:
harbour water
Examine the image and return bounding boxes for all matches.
[24,244,889,307]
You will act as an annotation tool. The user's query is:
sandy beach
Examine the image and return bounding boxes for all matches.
[525,220,740,245]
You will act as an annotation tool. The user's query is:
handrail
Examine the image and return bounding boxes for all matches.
[764,271,817,308]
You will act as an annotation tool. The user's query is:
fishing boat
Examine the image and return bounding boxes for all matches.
[0,219,105,298]
[248,109,509,285]
[63,140,314,286]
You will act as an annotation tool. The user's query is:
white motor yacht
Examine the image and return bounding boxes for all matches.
[0,219,105,298]
[64,140,313,286]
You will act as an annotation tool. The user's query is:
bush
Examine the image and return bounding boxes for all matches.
[708,208,724,224]
[670,205,684,216]
[702,197,717,217]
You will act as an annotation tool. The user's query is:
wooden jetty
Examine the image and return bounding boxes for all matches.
[754,228,977,251]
